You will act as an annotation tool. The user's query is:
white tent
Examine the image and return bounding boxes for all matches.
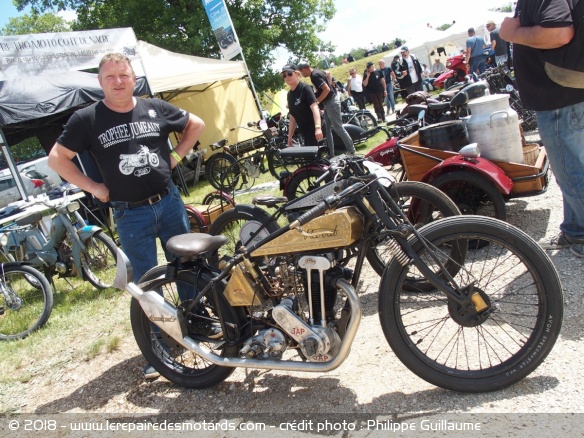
[383,9,513,68]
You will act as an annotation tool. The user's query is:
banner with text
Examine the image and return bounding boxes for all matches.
[202,0,241,61]
[0,27,138,80]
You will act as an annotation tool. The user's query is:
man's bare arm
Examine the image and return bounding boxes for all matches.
[48,144,110,202]
[171,113,205,168]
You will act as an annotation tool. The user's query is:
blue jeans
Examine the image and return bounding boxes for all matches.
[536,101,584,238]
[323,93,355,156]
[112,183,190,281]
[469,57,485,75]
[385,81,395,112]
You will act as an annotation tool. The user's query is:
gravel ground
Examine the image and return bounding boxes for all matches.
[2,146,583,437]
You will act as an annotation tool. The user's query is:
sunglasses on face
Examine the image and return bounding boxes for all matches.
[281,71,294,78]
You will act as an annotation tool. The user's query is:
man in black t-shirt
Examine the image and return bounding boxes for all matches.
[49,53,206,380]
[501,0,584,256]
[363,61,387,122]
[298,60,355,155]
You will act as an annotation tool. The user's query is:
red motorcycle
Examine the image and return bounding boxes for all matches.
[433,53,468,90]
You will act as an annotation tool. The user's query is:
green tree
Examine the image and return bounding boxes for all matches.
[0,12,70,35]
[13,0,336,92]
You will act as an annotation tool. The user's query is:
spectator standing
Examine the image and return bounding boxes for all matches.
[500,0,584,257]
[486,20,509,66]
[48,52,205,380]
[298,60,355,156]
[346,67,367,110]
[378,59,396,115]
[391,54,408,100]
[396,46,423,95]
[281,64,323,147]
[363,61,387,122]
[430,58,445,76]
[465,27,486,74]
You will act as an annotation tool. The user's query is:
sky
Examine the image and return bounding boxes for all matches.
[1,0,513,62]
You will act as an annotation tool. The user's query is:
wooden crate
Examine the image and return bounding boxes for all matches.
[199,202,233,225]
[399,132,548,195]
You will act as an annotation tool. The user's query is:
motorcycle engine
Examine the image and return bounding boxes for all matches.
[239,252,352,362]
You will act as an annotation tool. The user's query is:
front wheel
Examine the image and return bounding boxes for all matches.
[0,264,53,340]
[352,112,377,130]
[283,167,328,200]
[131,266,244,388]
[81,233,118,289]
[204,153,240,192]
[378,215,563,392]
[366,181,461,276]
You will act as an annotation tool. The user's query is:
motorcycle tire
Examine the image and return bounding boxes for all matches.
[378,215,563,392]
[131,266,245,389]
[81,233,118,290]
[351,112,377,130]
[0,264,53,341]
[283,167,328,200]
[204,153,240,192]
[366,181,461,277]
[207,205,280,266]
[430,171,507,221]
[444,77,456,90]
[266,148,288,179]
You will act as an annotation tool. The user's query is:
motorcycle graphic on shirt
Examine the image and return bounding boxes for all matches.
[119,145,160,176]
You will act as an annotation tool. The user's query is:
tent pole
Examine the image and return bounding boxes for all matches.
[0,128,31,204]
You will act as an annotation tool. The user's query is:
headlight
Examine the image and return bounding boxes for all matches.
[0,233,8,247]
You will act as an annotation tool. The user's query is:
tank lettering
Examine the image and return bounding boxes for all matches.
[292,327,305,336]
[303,226,338,240]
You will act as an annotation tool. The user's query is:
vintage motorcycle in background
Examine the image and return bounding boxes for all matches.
[114,155,563,393]
[0,197,118,289]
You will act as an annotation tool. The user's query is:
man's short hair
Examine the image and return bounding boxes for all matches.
[98,53,134,76]
[297,60,310,69]
[468,27,475,34]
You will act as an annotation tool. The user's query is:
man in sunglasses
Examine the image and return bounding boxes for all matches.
[297,60,356,156]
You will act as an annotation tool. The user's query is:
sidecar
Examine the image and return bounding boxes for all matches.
[397,131,550,221]
[184,191,235,233]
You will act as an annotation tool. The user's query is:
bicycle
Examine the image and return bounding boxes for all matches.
[0,262,53,340]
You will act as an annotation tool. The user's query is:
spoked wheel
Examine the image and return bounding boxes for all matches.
[430,171,507,221]
[283,168,328,200]
[208,206,279,266]
[352,112,377,130]
[81,233,118,289]
[0,264,53,340]
[204,153,240,192]
[378,215,563,392]
[131,266,245,388]
[366,181,461,276]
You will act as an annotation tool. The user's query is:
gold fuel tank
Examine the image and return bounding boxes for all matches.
[250,206,364,257]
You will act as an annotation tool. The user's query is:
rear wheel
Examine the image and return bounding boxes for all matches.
[131,266,244,388]
[0,265,53,340]
[379,216,563,392]
[81,233,118,289]
[352,112,377,130]
[430,171,507,221]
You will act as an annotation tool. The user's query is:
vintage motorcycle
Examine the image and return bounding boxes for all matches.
[0,196,118,289]
[113,155,563,393]
[119,145,160,176]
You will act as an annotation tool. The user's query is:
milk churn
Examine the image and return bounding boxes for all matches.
[464,94,524,163]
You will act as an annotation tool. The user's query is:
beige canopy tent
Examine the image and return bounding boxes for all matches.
[136,41,261,150]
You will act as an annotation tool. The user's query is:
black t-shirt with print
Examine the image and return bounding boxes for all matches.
[365,70,385,94]
[310,68,336,103]
[57,98,189,202]
[513,0,584,110]
[287,82,318,144]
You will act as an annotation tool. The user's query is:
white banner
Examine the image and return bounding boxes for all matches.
[0,27,138,80]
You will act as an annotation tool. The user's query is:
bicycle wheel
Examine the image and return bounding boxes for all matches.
[283,167,328,200]
[366,181,461,276]
[267,148,289,179]
[204,153,240,192]
[0,264,53,340]
[430,171,507,221]
[353,112,377,130]
[131,266,245,388]
[379,215,563,392]
[208,206,279,265]
[81,233,118,290]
